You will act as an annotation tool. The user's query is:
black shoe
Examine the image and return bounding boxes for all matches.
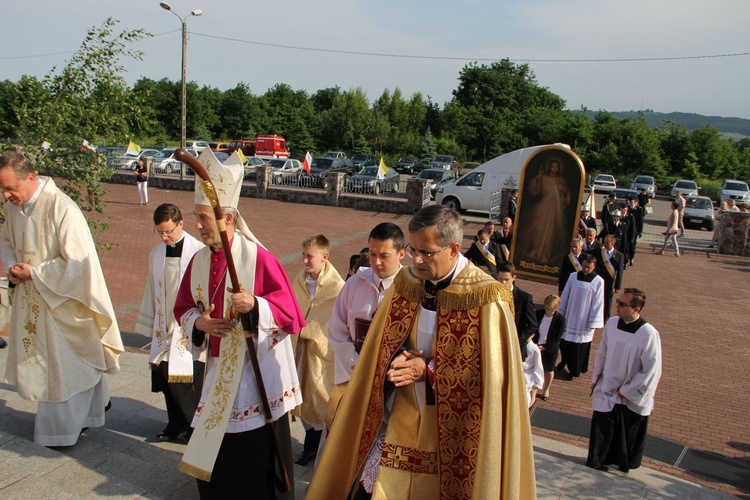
[629,259,634,266]
[104,401,112,412]
[156,431,181,442]
[295,449,317,466]
[623,264,628,270]
[0,337,6,349]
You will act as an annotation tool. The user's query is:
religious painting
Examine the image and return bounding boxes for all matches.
[510,145,585,284]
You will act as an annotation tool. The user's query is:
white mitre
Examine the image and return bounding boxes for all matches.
[193,148,265,248]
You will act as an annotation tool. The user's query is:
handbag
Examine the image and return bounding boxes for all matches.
[645,206,653,215]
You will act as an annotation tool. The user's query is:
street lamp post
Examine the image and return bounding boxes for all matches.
[160,2,202,150]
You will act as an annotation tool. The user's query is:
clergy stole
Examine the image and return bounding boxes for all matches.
[178,243,257,482]
[500,244,510,260]
[474,241,496,266]
[568,252,583,271]
[148,240,201,382]
[601,247,616,279]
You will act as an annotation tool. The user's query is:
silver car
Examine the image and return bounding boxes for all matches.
[716,180,750,205]
[630,175,656,198]
[670,179,699,200]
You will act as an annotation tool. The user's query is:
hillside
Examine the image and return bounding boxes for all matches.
[580,110,750,137]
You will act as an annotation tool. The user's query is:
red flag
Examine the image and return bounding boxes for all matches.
[303,151,312,173]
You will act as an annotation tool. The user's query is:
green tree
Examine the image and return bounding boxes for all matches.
[447,59,565,161]
[219,83,261,139]
[351,134,370,155]
[416,128,437,166]
[690,126,739,179]
[322,88,371,152]
[4,18,149,245]
[0,80,21,138]
[658,122,692,176]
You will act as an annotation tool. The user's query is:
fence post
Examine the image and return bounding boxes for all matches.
[256,165,272,199]
[406,178,430,214]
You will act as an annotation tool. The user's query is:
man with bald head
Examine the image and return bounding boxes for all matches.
[0,149,123,446]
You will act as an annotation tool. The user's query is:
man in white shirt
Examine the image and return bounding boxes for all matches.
[675,191,687,236]
[586,288,662,473]
[557,252,605,380]
[135,203,204,442]
[328,222,405,388]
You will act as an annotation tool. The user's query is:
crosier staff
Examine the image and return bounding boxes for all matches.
[175,148,291,492]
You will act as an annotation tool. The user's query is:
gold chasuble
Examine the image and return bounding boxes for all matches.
[291,260,344,425]
[307,263,536,499]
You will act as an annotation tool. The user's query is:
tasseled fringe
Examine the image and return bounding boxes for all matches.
[168,375,194,383]
[438,283,510,311]
[394,271,425,303]
[178,461,212,482]
[394,265,515,312]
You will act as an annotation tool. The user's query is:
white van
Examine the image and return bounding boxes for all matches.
[435,144,571,212]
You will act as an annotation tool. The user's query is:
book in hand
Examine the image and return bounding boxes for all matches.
[354,317,372,354]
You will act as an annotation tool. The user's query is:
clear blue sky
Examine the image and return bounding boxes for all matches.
[2,0,749,118]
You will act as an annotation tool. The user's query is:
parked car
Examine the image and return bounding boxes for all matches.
[301,157,356,187]
[245,156,266,168]
[185,140,209,152]
[416,168,455,199]
[268,158,303,182]
[630,175,656,198]
[347,165,400,195]
[670,179,699,200]
[462,162,481,172]
[228,139,255,156]
[683,195,715,231]
[716,179,750,205]
[209,142,230,153]
[242,156,266,181]
[110,149,160,170]
[323,151,346,159]
[153,148,198,174]
[428,155,459,171]
[608,188,639,203]
[393,156,421,174]
[351,154,378,169]
[99,147,127,168]
[593,174,617,193]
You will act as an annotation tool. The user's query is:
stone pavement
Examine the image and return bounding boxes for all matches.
[0,182,748,497]
[0,347,734,499]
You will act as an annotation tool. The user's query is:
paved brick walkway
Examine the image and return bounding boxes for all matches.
[8,182,750,496]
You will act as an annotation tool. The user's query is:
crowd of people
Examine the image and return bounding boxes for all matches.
[0,147,665,498]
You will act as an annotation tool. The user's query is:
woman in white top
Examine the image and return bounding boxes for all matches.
[656,201,680,257]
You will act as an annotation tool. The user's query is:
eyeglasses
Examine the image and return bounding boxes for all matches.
[405,244,450,262]
[615,299,633,308]
[154,224,179,236]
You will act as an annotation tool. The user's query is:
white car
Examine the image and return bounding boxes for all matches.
[153,148,198,174]
[593,174,617,193]
[186,140,209,152]
[268,158,302,182]
[111,149,160,170]
[683,196,715,231]
[716,180,750,206]
[670,179,699,200]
